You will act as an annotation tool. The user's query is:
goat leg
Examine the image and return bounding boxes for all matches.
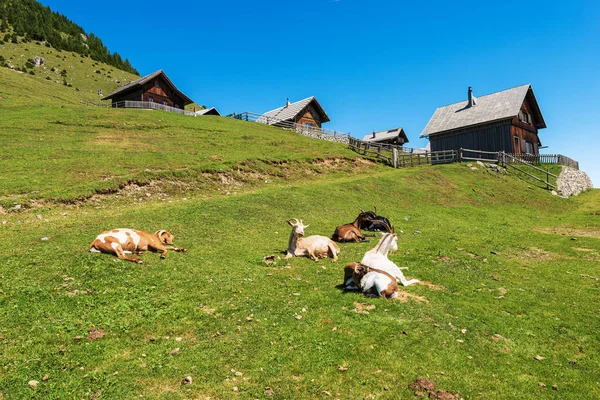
[308,250,319,262]
[114,246,143,264]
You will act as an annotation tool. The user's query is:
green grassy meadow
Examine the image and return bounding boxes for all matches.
[1,48,600,399]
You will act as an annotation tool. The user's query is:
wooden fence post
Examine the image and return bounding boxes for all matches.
[392,148,398,168]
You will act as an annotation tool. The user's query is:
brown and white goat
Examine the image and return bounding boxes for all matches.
[343,262,399,299]
[285,219,340,262]
[89,228,187,263]
[331,211,373,243]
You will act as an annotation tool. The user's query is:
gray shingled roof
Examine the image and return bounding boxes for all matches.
[194,107,220,116]
[257,97,330,124]
[102,69,193,104]
[420,84,543,137]
[362,127,409,143]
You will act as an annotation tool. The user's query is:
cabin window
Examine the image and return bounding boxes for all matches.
[519,110,530,124]
[154,79,159,88]
[525,141,533,154]
[304,122,314,128]
[148,96,153,103]
[162,100,167,105]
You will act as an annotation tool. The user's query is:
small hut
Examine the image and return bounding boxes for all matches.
[102,70,193,109]
[362,128,409,146]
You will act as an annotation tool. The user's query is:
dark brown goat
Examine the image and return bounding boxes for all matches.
[332,212,373,243]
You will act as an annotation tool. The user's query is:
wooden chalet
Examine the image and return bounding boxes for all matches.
[420,84,546,155]
[362,128,409,146]
[102,70,193,109]
[257,97,330,129]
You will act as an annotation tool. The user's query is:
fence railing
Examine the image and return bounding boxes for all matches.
[504,153,579,169]
[226,111,350,143]
[498,151,557,190]
[348,139,578,178]
[348,137,457,167]
[111,100,196,116]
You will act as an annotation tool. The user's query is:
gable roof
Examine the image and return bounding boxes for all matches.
[420,84,546,137]
[194,107,220,116]
[257,97,330,124]
[362,127,409,143]
[102,69,193,105]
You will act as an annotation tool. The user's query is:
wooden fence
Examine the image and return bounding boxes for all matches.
[348,137,457,167]
[497,151,557,190]
[348,139,579,181]
[227,111,350,142]
[111,100,196,116]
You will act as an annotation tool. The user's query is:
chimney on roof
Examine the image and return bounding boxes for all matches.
[372,131,376,139]
[467,86,477,108]
[285,98,290,108]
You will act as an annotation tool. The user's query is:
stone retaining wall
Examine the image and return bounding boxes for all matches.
[556,166,594,197]
[295,129,350,144]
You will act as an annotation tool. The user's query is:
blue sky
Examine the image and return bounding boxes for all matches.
[40,0,600,186]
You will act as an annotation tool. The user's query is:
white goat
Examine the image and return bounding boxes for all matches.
[285,218,340,262]
[344,262,399,299]
[360,233,419,286]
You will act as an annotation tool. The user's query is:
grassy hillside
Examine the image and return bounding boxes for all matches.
[0,35,139,104]
[1,46,599,399]
[0,66,375,207]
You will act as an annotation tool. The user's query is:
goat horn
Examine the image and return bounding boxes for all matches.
[373,205,378,215]
[379,220,392,233]
[359,207,365,213]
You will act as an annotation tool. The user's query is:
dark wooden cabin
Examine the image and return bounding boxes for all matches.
[362,127,409,146]
[257,97,330,129]
[102,70,193,109]
[420,84,546,155]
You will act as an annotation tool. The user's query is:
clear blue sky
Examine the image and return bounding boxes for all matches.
[40,0,600,186]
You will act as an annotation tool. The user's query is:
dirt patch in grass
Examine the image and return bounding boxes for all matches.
[396,292,429,303]
[408,377,460,399]
[87,328,105,340]
[418,281,444,291]
[59,157,378,207]
[136,378,179,397]
[353,302,376,314]
[536,226,600,239]
[504,246,560,263]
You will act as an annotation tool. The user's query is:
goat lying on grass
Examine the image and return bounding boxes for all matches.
[89,229,187,263]
[360,232,419,286]
[285,218,340,262]
[331,211,374,243]
[358,206,393,233]
[344,262,399,299]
